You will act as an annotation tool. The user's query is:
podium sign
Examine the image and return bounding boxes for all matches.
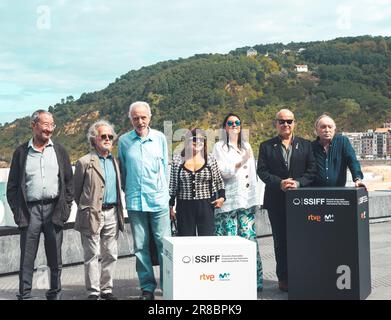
[286,187,371,300]
[163,236,256,300]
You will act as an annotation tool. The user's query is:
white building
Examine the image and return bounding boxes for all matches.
[342,132,362,159]
[246,48,257,57]
[295,64,308,72]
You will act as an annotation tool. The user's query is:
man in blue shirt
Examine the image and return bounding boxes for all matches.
[312,114,366,187]
[118,101,170,300]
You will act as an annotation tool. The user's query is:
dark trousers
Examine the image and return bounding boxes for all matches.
[176,199,214,236]
[18,202,63,300]
[267,207,288,283]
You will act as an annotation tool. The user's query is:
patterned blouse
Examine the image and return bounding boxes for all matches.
[169,154,225,206]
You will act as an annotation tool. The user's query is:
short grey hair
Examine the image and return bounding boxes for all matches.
[87,120,117,148]
[31,110,53,123]
[128,101,152,119]
[314,114,336,130]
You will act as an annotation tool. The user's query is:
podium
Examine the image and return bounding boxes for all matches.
[286,187,371,300]
[162,236,256,300]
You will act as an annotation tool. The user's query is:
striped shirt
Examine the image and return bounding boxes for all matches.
[169,154,225,206]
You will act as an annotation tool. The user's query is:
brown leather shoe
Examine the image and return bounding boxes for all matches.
[278,281,288,292]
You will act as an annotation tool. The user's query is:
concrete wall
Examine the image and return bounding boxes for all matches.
[0,209,272,275]
[1,191,391,275]
[0,224,135,275]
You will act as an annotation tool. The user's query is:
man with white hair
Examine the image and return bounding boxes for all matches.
[312,114,365,187]
[118,101,170,300]
[74,120,125,300]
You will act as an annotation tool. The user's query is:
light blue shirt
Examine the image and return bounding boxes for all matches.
[25,138,59,201]
[98,153,118,205]
[118,128,169,212]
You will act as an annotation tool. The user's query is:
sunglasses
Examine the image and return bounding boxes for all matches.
[190,137,205,144]
[227,120,241,127]
[277,119,294,125]
[100,134,114,140]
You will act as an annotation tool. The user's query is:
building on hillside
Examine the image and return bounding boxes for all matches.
[247,48,257,57]
[295,64,308,72]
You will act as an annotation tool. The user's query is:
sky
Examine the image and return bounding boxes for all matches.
[1,0,391,124]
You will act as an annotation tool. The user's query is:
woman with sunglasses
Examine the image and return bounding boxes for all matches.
[212,113,263,291]
[169,128,225,236]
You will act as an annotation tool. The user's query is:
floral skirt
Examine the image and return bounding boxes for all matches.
[215,206,263,289]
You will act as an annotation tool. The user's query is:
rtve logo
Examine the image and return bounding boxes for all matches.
[200,273,215,281]
[307,214,321,222]
[293,198,326,206]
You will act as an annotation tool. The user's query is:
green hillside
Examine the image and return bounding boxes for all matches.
[1,35,391,163]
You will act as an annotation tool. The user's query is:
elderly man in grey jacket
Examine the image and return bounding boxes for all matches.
[74,120,125,300]
[7,109,73,300]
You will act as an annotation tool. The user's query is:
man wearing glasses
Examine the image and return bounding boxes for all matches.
[257,109,317,292]
[7,110,74,300]
[73,120,125,300]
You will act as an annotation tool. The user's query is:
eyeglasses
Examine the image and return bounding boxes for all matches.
[100,134,114,140]
[38,122,56,129]
[277,119,294,125]
[227,120,241,127]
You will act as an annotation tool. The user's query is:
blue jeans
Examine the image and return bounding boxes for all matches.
[128,209,170,293]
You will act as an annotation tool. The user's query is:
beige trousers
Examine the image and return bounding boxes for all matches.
[81,207,119,295]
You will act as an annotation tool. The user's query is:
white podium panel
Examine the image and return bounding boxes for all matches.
[163,236,256,300]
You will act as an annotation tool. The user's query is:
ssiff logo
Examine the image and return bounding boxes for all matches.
[360,211,367,219]
[358,195,368,205]
[293,198,326,206]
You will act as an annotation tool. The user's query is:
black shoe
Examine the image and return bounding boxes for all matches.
[100,292,118,300]
[16,294,33,300]
[139,291,154,300]
[87,294,100,300]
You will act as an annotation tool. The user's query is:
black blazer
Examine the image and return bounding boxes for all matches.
[6,141,74,228]
[257,136,317,211]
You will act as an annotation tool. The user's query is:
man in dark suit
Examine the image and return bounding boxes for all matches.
[257,109,316,292]
[7,110,74,300]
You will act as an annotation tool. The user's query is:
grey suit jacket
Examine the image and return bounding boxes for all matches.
[73,152,125,235]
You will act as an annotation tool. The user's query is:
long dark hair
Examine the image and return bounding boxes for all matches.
[181,128,208,162]
[222,113,243,151]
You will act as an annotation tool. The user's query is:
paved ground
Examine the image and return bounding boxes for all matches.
[0,220,390,300]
